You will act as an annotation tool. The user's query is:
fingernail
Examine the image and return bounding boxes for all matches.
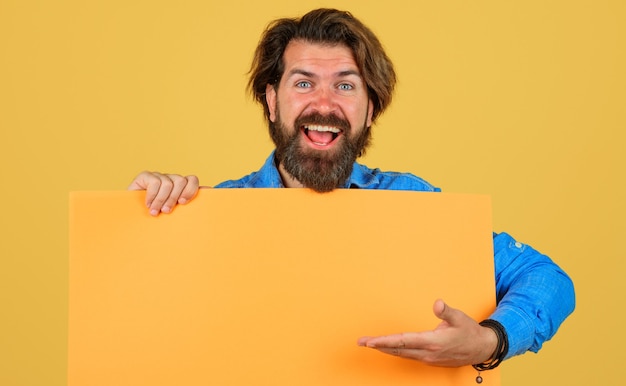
[150,209,159,216]
[179,198,187,204]
[162,206,171,213]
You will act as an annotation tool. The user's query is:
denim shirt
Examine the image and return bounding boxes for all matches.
[216,152,575,359]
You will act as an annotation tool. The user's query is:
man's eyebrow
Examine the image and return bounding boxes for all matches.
[337,70,361,78]
[285,68,362,78]
[286,69,315,78]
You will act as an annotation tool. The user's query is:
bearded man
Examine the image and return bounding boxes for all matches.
[129,8,575,373]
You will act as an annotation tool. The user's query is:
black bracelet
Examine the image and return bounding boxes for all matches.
[472,319,509,384]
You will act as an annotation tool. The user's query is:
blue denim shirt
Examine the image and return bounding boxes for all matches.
[216,152,575,359]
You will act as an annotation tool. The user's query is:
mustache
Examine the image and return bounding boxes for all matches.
[294,112,351,132]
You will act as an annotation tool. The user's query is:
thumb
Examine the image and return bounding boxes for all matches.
[433,299,462,326]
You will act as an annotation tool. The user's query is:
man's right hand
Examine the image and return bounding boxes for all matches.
[128,171,200,216]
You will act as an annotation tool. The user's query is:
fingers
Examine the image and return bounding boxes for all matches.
[358,332,434,362]
[358,329,462,366]
[148,173,199,215]
[359,332,432,351]
[177,175,200,204]
[374,345,411,358]
[147,174,182,215]
[128,171,199,216]
[359,332,409,348]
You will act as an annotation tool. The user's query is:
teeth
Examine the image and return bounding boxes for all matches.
[304,125,341,133]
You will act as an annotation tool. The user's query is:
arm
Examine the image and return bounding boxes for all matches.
[357,233,575,366]
[128,171,201,216]
[490,232,575,359]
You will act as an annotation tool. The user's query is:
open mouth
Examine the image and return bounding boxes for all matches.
[302,125,342,146]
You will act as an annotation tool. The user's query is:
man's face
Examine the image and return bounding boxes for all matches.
[265,40,374,192]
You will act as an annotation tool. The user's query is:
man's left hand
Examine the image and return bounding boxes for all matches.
[357,299,497,367]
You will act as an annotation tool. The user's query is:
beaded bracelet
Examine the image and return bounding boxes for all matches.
[472,319,509,384]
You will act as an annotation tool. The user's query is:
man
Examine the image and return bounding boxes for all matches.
[129,8,575,374]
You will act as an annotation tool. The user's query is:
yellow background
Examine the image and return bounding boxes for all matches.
[0,0,623,385]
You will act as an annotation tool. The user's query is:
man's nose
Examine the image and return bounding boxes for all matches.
[310,87,339,114]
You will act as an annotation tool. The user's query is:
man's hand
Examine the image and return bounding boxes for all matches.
[357,299,497,367]
[128,171,200,216]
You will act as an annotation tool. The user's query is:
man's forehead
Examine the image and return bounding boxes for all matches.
[282,40,359,73]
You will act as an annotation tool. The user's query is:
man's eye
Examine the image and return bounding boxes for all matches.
[338,83,353,91]
[296,81,312,88]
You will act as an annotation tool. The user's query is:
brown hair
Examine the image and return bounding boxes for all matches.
[248,8,396,125]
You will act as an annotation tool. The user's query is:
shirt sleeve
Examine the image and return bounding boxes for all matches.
[489,232,575,359]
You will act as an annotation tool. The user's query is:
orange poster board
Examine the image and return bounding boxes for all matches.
[68,189,499,385]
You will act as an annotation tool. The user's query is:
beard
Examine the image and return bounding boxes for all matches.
[269,106,372,193]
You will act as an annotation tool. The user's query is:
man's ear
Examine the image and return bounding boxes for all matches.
[266,84,277,122]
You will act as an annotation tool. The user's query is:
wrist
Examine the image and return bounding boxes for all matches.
[473,319,509,371]
[478,324,499,362]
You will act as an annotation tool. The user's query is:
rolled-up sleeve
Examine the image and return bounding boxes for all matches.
[489,232,575,359]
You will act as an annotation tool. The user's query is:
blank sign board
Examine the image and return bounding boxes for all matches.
[69,189,498,385]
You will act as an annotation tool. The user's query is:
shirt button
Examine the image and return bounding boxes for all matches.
[514,242,523,248]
